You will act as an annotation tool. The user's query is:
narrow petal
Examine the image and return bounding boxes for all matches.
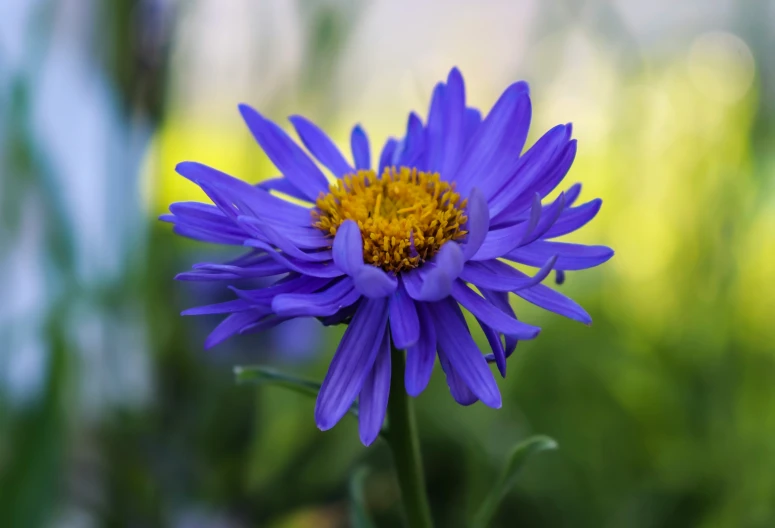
[462,188,489,260]
[430,298,501,408]
[438,348,479,405]
[515,283,591,324]
[181,299,252,316]
[395,112,425,167]
[506,241,614,271]
[464,107,482,146]
[239,315,292,335]
[480,288,519,360]
[544,199,602,239]
[471,221,530,261]
[245,239,343,278]
[425,83,446,173]
[237,216,329,249]
[519,192,566,247]
[479,321,507,377]
[229,274,331,303]
[204,310,267,349]
[440,67,466,178]
[455,82,531,196]
[418,241,464,301]
[486,124,569,218]
[389,282,420,349]
[353,266,398,298]
[351,125,371,170]
[451,280,541,340]
[379,138,398,174]
[238,104,329,200]
[405,303,436,397]
[358,329,391,446]
[289,115,353,177]
[332,220,364,275]
[256,177,311,202]
[564,182,582,206]
[172,225,246,246]
[272,278,360,317]
[315,297,390,430]
[177,162,312,225]
[190,259,289,279]
[239,219,332,261]
[460,256,557,292]
[496,139,577,223]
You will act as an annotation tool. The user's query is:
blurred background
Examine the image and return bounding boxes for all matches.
[1,0,774,526]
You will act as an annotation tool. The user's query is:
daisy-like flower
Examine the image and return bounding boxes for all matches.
[162,68,613,446]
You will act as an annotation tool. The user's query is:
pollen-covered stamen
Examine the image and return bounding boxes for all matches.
[312,167,468,273]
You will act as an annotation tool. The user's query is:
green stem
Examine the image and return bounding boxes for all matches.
[386,346,434,528]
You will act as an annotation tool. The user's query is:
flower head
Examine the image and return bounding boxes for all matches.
[162,68,613,445]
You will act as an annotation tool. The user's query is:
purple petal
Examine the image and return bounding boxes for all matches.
[332,220,364,275]
[425,82,446,173]
[471,221,531,261]
[245,239,343,278]
[181,299,252,316]
[496,140,577,224]
[451,280,540,340]
[396,112,425,167]
[358,328,391,446]
[239,218,332,261]
[256,177,311,202]
[405,303,436,397]
[479,320,506,377]
[438,349,479,405]
[315,297,390,430]
[353,266,398,298]
[440,67,466,178]
[486,124,570,218]
[430,298,501,408]
[544,198,602,239]
[239,315,292,335]
[229,275,331,303]
[506,241,614,271]
[515,283,591,324]
[460,256,557,292]
[272,278,360,317]
[238,104,329,201]
[464,107,482,146]
[462,188,489,260]
[455,82,531,197]
[351,125,371,170]
[289,115,353,177]
[190,259,289,279]
[418,242,464,301]
[172,225,246,246]
[480,288,519,360]
[204,310,267,349]
[518,192,566,247]
[564,183,582,206]
[389,282,420,349]
[176,162,313,225]
[378,138,398,174]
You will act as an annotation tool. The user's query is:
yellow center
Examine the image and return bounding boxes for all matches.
[312,167,468,273]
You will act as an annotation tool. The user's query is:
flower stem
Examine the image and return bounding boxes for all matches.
[386,346,434,528]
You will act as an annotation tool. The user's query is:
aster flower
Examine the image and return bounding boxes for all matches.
[162,68,613,446]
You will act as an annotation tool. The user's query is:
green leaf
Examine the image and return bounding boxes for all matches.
[234,365,359,418]
[471,435,558,528]
[349,467,377,528]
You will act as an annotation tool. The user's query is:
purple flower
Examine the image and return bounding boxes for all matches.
[161,68,613,446]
